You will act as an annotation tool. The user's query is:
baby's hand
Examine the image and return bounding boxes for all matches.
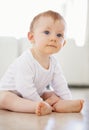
[45,93,59,106]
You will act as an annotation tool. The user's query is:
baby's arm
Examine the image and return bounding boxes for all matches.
[15,61,44,101]
[51,61,72,100]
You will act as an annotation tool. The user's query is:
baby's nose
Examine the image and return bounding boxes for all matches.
[50,39,56,42]
[50,34,57,42]
[50,36,57,42]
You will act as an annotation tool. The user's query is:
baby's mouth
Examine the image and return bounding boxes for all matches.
[47,45,57,48]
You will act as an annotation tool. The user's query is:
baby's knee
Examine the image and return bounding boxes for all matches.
[0,91,10,108]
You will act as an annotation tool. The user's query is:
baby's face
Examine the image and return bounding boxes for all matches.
[32,16,66,55]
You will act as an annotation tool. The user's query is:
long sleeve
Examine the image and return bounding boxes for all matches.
[15,59,43,101]
[51,61,72,100]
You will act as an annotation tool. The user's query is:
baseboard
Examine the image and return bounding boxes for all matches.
[68,84,89,88]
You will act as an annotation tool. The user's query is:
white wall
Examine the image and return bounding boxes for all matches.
[0,37,19,78]
[54,39,89,85]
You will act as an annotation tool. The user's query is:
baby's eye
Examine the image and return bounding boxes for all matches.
[57,33,63,37]
[44,31,50,35]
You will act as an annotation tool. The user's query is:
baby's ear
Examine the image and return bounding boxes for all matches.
[28,32,35,43]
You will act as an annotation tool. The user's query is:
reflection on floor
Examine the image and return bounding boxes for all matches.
[0,88,89,130]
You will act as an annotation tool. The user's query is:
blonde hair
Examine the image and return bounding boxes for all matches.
[30,10,65,32]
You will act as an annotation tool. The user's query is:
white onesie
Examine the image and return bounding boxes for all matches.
[0,49,72,101]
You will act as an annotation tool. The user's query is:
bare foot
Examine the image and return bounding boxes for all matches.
[53,99,84,113]
[35,102,52,116]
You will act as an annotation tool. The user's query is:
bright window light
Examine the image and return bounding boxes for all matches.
[65,0,87,46]
[0,0,87,46]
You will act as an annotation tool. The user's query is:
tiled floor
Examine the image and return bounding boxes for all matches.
[0,88,89,130]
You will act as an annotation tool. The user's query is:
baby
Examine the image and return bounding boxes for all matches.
[0,10,84,116]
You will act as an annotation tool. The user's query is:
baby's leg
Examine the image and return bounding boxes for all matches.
[0,91,52,115]
[0,91,37,113]
[41,91,84,113]
[53,99,84,113]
